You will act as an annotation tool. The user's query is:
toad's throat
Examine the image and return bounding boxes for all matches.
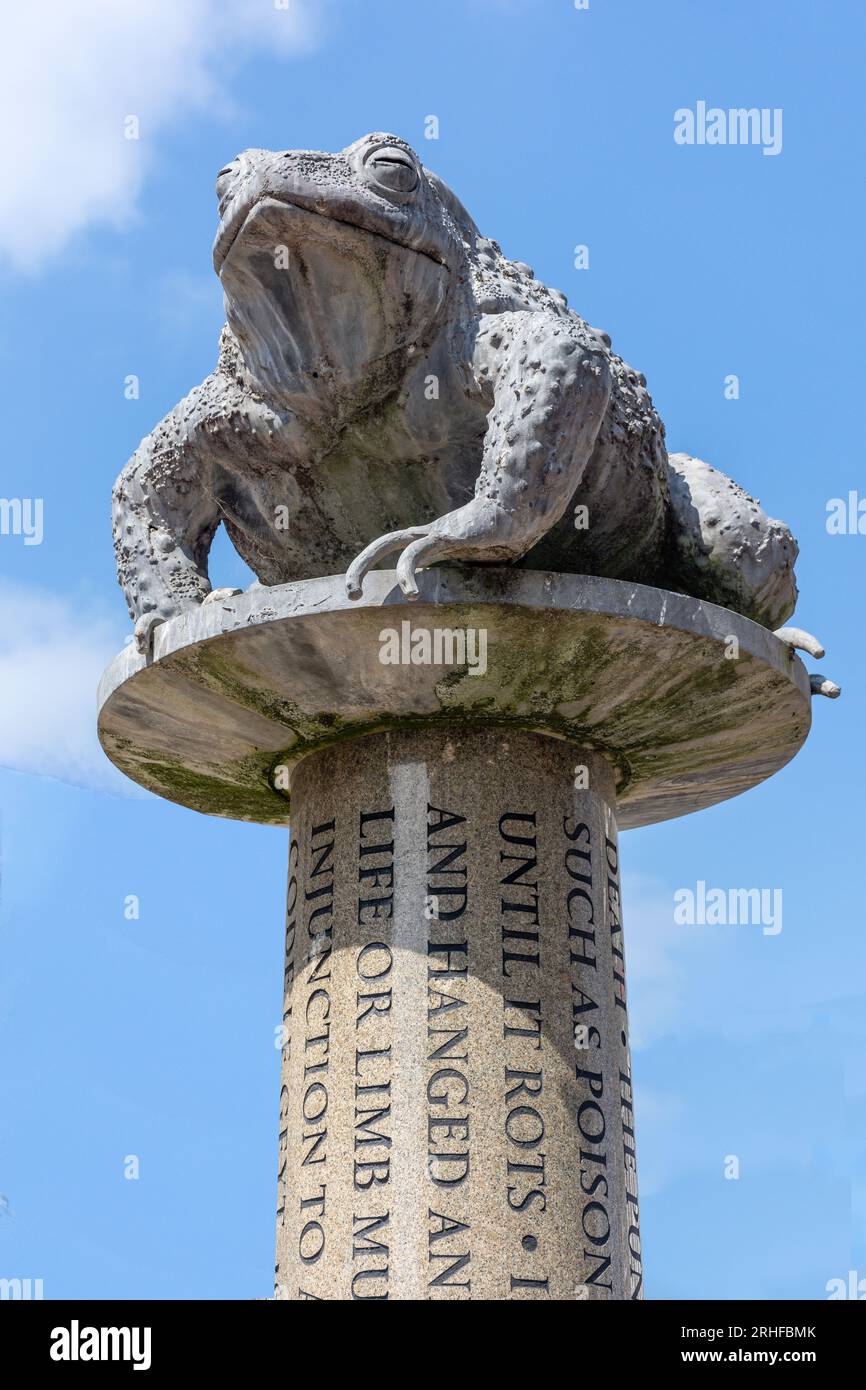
[219,201,453,400]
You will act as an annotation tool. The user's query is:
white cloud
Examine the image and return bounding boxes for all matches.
[0,0,319,271]
[0,581,137,794]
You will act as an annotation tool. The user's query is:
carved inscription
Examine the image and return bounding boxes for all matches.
[499,811,550,1296]
[351,807,395,1300]
[425,805,471,1296]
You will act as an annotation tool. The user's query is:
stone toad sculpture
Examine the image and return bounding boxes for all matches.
[113,132,836,691]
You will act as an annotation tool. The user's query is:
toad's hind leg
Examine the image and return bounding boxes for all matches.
[666,452,799,630]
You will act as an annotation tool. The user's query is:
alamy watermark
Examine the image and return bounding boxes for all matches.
[0,497,43,545]
[0,1276,43,1299]
[826,1270,866,1299]
[378,621,488,676]
[674,880,783,936]
[826,491,866,535]
[50,1322,151,1370]
[674,102,782,157]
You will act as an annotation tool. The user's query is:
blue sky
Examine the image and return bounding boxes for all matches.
[1,0,864,1299]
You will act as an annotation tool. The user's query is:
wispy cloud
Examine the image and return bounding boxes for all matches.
[0,0,320,272]
[0,581,137,794]
[623,870,717,1049]
[154,269,226,342]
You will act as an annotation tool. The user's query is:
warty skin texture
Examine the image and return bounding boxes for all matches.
[113,132,800,655]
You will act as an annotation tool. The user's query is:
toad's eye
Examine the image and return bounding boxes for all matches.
[364,145,419,194]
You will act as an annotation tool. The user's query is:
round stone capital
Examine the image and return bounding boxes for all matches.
[97,567,811,829]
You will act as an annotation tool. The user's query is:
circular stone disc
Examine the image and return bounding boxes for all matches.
[97,568,811,830]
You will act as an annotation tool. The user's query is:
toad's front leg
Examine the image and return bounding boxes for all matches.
[346,313,612,598]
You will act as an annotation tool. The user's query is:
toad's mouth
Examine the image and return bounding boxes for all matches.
[214,192,448,276]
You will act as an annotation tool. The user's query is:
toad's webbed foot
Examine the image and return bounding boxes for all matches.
[773,627,841,699]
[346,499,513,600]
[809,674,841,699]
[772,626,825,659]
[203,587,243,606]
[134,612,166,657]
